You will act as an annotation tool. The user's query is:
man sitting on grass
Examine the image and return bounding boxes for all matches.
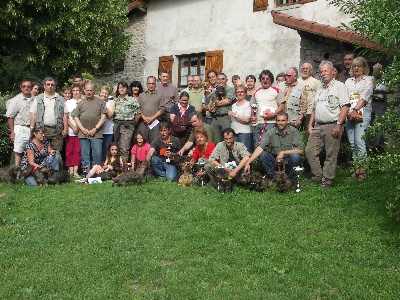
[244,112,303,181]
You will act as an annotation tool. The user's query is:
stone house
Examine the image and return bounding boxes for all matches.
[103,0,379,88]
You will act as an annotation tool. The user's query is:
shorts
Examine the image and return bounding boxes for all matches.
[13,125,31,153]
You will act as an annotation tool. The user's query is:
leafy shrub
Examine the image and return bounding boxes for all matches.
[0,92,14,166]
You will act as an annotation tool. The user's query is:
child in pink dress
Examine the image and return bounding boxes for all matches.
[130,132,151,171]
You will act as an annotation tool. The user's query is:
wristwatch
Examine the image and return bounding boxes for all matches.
[336,121,342,125]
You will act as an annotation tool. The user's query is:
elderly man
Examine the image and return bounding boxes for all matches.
[204,128,250,186]
[244,112,303,181]
[178,111,217,156]
[156,69,179,122]
[188,75,205,112]
[250,69,286,149]
[6,80,35,165]
[278,67,307,127]
[137,76,165,143]
[73,82,107,170]
[203,73,235,142]
[30,77,68,157]
[338,52,356,83]
[147,121,181,181]
[298,62,322,128]
[306,61,350,190]
[181,75,194,94]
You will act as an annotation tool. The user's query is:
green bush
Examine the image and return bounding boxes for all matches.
[0,92,14,167]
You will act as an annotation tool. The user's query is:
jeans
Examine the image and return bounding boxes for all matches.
[24,154,60,186]
[151,156,178,180]
[253,123,275,149]
[102,134,114,162]
[346,109,371,163]
[260,151,302,180]
[80,138,103,170]
[235,133,253,153]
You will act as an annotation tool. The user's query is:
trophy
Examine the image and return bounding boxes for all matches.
[195,160,207,187]
[250,103,259,125]
[126,163,132,173]
[81,165,88,184]
[293,166,304,193]
[165,141,174,163]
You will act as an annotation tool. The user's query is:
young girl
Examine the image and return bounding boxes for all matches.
[76,142,123,182]
[64,83,82,178]
[130,132,151,171]
[100,85,115,162]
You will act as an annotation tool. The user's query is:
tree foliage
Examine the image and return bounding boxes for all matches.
[330,0,400,219]
[0,0,131,92]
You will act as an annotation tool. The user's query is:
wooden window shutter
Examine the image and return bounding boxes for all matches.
[253,0,268,12]
[158,55,174,83]
[205,50,223,82]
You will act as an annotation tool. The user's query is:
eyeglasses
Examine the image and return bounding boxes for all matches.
[285,74,294,78]
[21,85,32,88]
[46,83,55,86]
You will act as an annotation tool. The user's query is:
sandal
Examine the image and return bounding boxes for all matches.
[357,170,366,182]
[348,169,360,179]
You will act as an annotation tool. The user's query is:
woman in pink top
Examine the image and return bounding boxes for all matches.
[130,132,151,171]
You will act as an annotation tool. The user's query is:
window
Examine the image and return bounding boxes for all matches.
[178,53,206,88]
[253,0,268,12]
[275,0,315,7]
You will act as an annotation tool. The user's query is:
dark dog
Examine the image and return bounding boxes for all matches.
[47,170,69,186]
[0,164,20,184]
[23,165,51,186]
[276,171,296,193]
[178,162,194,187]
[112,161,150,187]
[98,170,118,181]
[214,167,233,192]
[250,172,273,192]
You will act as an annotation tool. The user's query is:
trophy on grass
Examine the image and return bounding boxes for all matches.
[195,159,207,187]
[81,165,88,184]
[293,166,304,193]
[250,103,259,125]
[165,141,174,163]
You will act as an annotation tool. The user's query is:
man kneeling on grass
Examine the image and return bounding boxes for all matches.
[204,128,250,186]
[244,112,303,181]
[147,121,181,181]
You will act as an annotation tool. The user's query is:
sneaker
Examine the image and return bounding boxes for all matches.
[73,173,81,179]
[75,178,87,183]
[305,176,322,183]
[320,181,332,190]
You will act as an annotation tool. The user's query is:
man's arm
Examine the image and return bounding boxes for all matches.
[332,105,350,139]
[276,148,303,163]
[244,146,264,173]
[308,110,315,135]
[146,148,155,162]
[62,113,68,137]
[7,118,15,142]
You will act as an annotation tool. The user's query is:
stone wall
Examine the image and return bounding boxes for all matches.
[97,11,147,86]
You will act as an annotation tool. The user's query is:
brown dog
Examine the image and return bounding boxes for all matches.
[178,162,194,187]
[276,171,296,193]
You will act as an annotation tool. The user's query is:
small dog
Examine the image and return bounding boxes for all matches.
[112,161,150,187]
[47,170,69,186]
[276,171,297,193]
[250,172,273,192]
[214,167,233,192]
[23,165,51,186]
[0,164,20,184]
[178,162,194,187]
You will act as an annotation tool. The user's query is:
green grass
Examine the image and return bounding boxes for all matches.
[0,170,399,299]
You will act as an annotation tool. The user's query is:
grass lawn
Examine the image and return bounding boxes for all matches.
[0,169,399,299]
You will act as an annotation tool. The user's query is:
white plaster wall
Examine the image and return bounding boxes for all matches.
[144,0,351,87]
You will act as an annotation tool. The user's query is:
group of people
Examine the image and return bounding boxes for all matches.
[6,52,390,189]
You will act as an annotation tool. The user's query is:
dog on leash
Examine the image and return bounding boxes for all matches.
[0,164,20,184]
[214,167,233,192]
[276,170,296,193]
[23,165,52,186]
[238,172,273,192]
[178,162,194,187]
